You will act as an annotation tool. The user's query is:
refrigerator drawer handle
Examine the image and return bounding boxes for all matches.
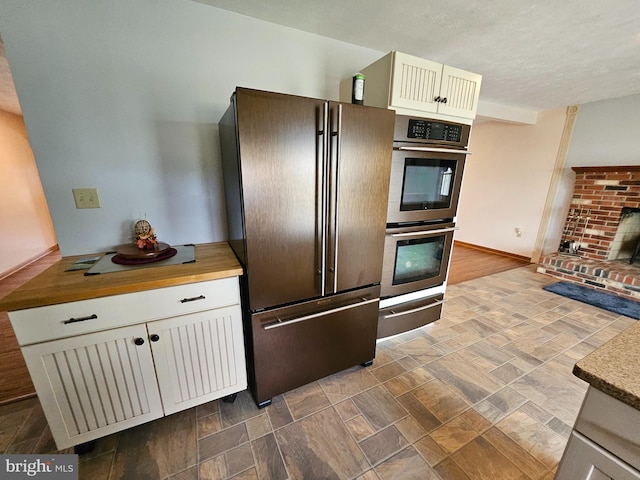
[263,297,379,330]
[384,299,446,319]
[391,227,458,237]
[397,146,471,155]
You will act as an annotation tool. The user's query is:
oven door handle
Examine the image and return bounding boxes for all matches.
[391,227,458,237]
[397,146,471,155]
[383,299,446,319]
[263,297,379,330]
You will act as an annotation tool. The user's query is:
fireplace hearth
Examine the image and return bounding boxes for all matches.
[538,166,640,301]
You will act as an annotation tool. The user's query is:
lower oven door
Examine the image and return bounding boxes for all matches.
[381,223,455,298]
[378,293,444,339]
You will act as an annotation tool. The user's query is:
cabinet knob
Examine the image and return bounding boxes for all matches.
[150,334,160,342]
[134,337,145,346]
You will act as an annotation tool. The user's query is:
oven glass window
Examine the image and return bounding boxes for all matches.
[401,158,458,211]
[393,235,445,285]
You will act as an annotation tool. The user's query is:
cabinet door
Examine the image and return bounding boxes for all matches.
[389,52,442,114]
[22,324,163,450]
[556,432,640,480]
[437,65,482,119]
[148,305,247,415]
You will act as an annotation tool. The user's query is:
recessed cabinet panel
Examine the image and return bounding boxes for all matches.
[22,324,163,450]
[149,305,247,415]
[438,65,482,119]
[390,53,443,114]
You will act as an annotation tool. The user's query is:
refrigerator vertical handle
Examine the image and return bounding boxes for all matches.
[333,103,342,293]
[330,103,342,294]
[319,102,329,296]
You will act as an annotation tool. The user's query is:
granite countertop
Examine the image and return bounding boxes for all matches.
[0,242,243,312]
[573,321,640,410]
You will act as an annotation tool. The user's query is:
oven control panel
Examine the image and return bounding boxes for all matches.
[394,115,470,148]
[407,119,462,142]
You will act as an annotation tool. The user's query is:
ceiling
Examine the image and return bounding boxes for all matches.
[2,2,640,116]
[195,0,640,112]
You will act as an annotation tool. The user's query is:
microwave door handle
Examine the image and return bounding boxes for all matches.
[383,299,446,319]
[263,297,379,330]
[397,146,471,155]
[391,227,458,237]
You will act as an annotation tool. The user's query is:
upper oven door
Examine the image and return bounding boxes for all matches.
[387,145,467,224]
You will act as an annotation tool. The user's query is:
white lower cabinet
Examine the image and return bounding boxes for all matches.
[14,278,246,450]
[556,387,640,480]
[556,432,640,480]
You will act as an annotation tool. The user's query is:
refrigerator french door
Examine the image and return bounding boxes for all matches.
[220,88,394,407]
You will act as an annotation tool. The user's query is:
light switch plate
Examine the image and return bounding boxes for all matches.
[72,188,101,209]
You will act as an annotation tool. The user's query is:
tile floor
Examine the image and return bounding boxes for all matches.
[1,265,636,479]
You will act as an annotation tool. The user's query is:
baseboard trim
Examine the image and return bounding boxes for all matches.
[0,392,36,407]
[454,241,531,263]
[0,244,60,281]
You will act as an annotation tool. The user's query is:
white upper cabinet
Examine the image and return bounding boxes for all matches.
[342,51,482,123]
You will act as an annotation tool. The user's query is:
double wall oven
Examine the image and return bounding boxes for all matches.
[378,115,471,339]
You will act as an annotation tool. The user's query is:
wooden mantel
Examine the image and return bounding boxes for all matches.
[572,165,640,173]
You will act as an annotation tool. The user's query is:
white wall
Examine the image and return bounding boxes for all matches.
[456,108,567,258]
[0,110,56,277]
[0,1,385,256]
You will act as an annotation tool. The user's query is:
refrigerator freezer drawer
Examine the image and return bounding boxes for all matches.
[249,285,380,406]
[377,293,444,339]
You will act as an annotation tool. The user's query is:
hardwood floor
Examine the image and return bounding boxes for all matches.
[448,241,531,285]
[0,248,61,404]
[1,244,634,479]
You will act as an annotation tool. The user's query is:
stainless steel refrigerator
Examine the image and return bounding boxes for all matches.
[220,87,394,407]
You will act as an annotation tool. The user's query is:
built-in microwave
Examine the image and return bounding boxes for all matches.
[387,116,471,225]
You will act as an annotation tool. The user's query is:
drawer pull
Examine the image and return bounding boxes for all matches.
[180,295,206,303]
[63,314,98,325]
[384,299,446,319]
[263,297,379,330]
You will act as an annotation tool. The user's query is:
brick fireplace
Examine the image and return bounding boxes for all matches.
[538,166,640,300]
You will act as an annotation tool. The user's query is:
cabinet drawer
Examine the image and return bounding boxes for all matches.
[10,277,240,345]
[378,293,444,339]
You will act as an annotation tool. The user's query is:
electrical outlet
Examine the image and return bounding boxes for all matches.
[72,188,101,209]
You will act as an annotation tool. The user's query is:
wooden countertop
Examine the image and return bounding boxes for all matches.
[0,242,243,312]
[573,321,640,410]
